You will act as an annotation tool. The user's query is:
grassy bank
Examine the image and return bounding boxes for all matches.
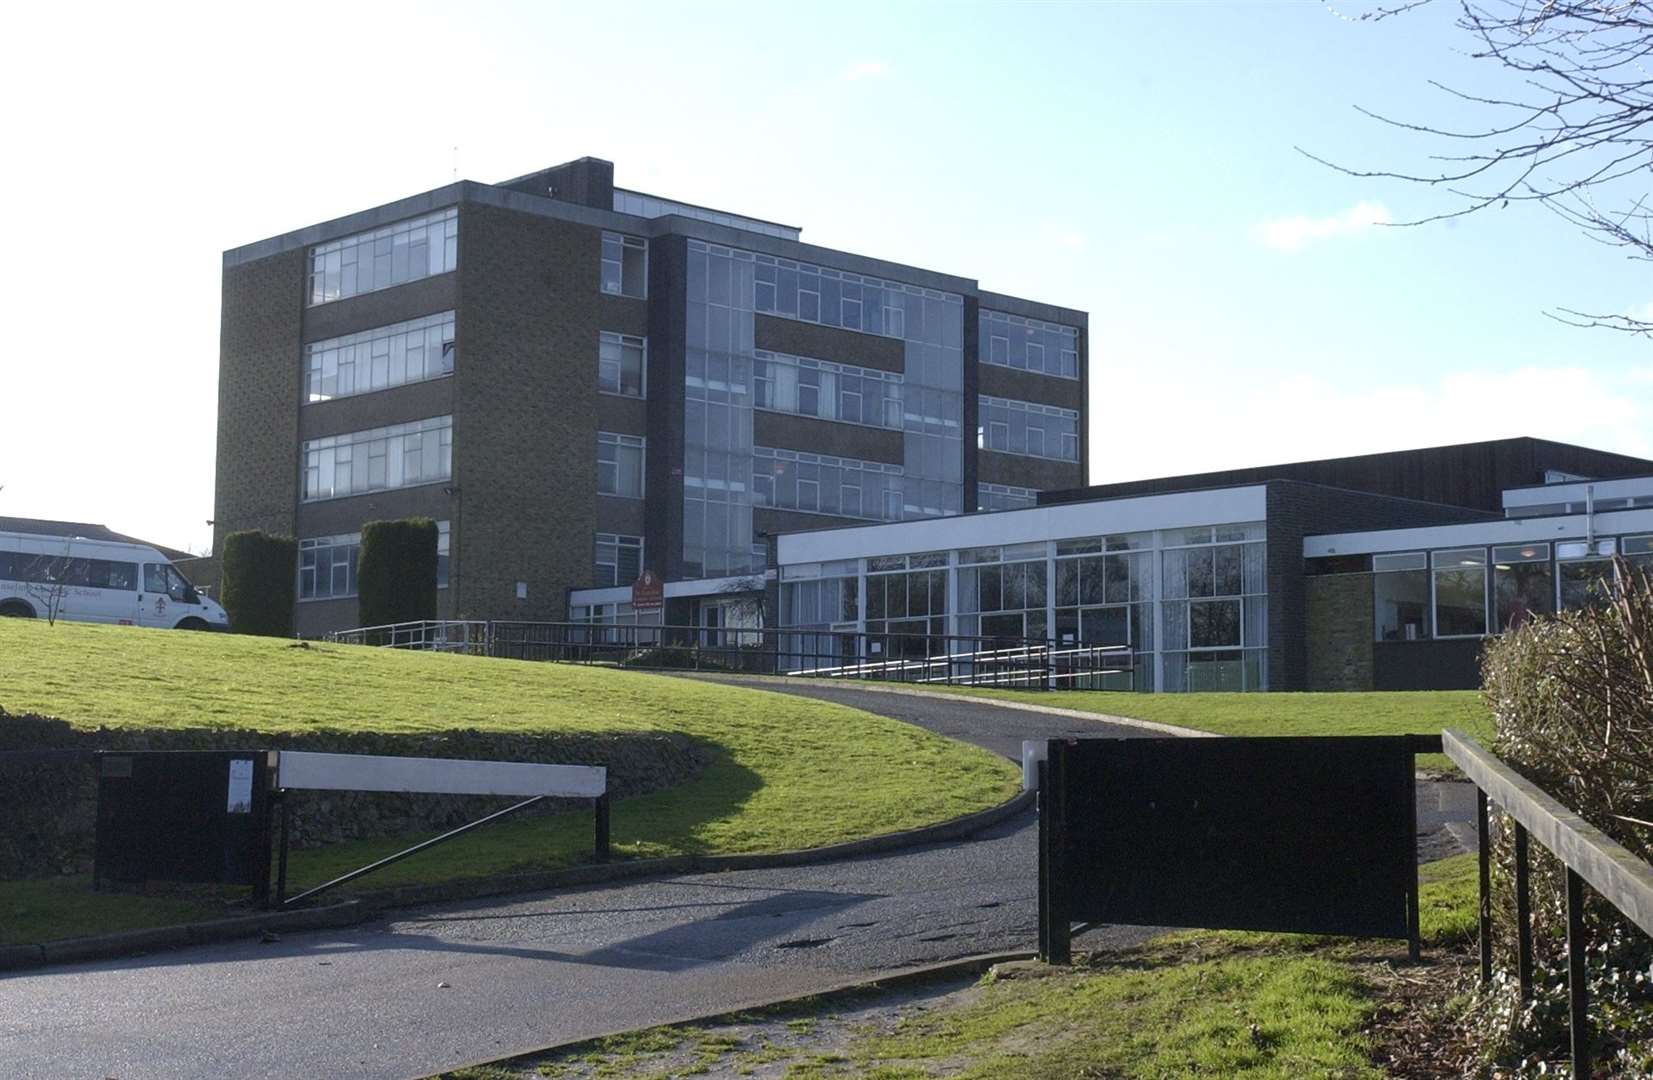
[444,855,1480,1079]
[0,620,1019,945]
[933,687,1492,772]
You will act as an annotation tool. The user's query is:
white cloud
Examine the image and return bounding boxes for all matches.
[1251,200,1393,252]
[841,60,887,82]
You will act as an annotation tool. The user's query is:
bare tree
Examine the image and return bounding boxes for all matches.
[22,539,74,626]
[1315,0,1653,332]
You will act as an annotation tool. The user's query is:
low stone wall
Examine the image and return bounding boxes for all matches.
[0,708,713,880]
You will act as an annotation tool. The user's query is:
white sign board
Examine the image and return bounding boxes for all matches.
[277,751,606,799]
[227,758,255,813]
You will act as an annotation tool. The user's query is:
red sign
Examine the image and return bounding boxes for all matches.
[631,569,664,613]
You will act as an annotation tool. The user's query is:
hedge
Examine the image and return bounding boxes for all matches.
[219,530,296,637]
[357,518,438,628]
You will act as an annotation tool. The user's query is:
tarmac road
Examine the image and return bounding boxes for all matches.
[0,681,1473,1079]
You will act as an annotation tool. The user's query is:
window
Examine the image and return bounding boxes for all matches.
[299,534,360,600]
[305,312,455,403]
[1559,539,1617,609]
[599,332,646,397]
[302,416,452,501]
[1626,535,1653,573]
[601,232,647,298]
[309,208,457,306]
[597,432,645,498]
[978,311,1080,379]
[143,563,193,602]
[595,534,644,587]
[976,396,1080,461]
[1373,552,1430,641]
[751,351,904,431]
[751,446,903,521]
[437,520,450,589]
[978,483,1038,512]
[1432,548,1487,637]
[1492,543,1553,631]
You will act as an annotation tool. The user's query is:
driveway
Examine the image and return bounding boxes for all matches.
[0,679,1472,1079]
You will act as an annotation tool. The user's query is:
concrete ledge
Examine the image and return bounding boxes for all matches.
[0,901,363,974]
[418,947,1038,1080]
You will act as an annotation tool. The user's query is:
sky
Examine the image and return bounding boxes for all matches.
[2,0,1649,553]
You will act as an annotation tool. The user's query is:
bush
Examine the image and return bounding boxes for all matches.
[1476,557,1653,1075]
[219,530,296,637]
[357,518,438,628]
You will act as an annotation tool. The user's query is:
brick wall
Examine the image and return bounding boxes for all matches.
[1305,573,1375,690]
[1265,481,1494,691]
[213,249,306,554]
[451,203,608,619]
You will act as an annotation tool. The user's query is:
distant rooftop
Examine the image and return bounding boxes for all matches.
[0,516,193,563]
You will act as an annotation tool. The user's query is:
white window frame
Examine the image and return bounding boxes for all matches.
[600,232,648,299]
[597,431,646,499]
[598,331,647,398]
[595,533,644,587]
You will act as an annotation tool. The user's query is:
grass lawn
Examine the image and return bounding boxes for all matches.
[0,619,1019,945]
[443,855,1481,1080]
[928,687,1493,773]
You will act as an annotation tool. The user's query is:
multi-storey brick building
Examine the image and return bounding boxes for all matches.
[214,157,1088,636]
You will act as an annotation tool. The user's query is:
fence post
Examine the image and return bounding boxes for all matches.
[1477,788,1493,986]
[1515,822,1534,1001]
[594,792,611,862]
[1566,868,1589,1080]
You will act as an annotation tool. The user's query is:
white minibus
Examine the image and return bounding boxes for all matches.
[0,530,231,630]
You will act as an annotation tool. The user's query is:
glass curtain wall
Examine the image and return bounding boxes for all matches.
[957,544,1050,641]
[1159,526,1267,691]
[684,241,757,578]
[864,553,948,660]
[1053,535,1153,689]
[687,242,965,578]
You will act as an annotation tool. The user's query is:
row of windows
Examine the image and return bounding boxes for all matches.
[0,553,161,592]
[597,432,646,499]
[1372,537,1653,640]
[752,445,905,522]
[978,483,1038,512]
[302,416,453,502]
[687,241,966,347]
[752,351,904,430]
[297,522,449,601]
[305,312,455,403]
[979,311,1080,379]
[978,396,1080,462]
[309,208,458,306]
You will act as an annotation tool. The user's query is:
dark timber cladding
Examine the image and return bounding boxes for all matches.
[1038,436,1653,514]
[213,155,1089,636]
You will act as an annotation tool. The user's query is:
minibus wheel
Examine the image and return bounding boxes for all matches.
[0,601,35,618]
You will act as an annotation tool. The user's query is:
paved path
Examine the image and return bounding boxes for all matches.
[0,681,1474,1079]
[0,685,1149,1080]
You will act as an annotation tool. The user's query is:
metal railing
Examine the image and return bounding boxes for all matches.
[327,619,490,653]
[326,619,1135,690]
[1445,728,1653,1080]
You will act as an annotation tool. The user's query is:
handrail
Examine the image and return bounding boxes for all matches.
[1444,727,1653,1080]
[1443,728,1653,937]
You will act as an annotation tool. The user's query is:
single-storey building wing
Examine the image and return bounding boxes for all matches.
[760,437,1653,692]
